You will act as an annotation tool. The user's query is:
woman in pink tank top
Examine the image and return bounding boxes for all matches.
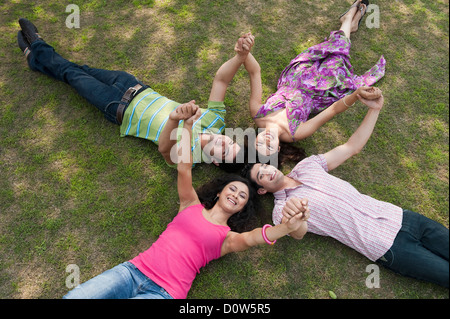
[64,106,309,299]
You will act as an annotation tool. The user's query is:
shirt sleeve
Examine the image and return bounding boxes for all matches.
[316,154,328,172]
[272,198,287,225]
[207,101,227,115]
[307,154,329,172]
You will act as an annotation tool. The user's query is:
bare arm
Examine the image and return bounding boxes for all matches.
[209,33,255,102]
[176,109,202,212]
[221,203,308,256]
[323,90,384,171]
[294,86,382,141]
[220,216,305,256]
[244,52,263,118]
[158,100,198,165]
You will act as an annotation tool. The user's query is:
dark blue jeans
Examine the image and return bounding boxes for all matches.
[28,40,147,124]
[377,210,449,288]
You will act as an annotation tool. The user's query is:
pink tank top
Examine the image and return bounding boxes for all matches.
[130,204,230,299]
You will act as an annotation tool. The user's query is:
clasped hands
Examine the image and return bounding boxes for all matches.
[235,32,255,62]
[169,100,202,125]
[281,197,310,231]
[355,86,384,110]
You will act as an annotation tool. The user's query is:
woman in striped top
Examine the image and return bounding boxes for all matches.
[244,90,449,288]
[17,18,254,171]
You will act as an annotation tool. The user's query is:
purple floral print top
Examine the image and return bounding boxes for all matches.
[254,30,386,140]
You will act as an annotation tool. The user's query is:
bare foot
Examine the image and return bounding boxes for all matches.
[339,0,361,24]
[351,3,367,33]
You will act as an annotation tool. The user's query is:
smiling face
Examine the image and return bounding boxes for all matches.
[203,134,241,164]
[217,181,249,214]
[255,129,280,156]
[250,163,284,193]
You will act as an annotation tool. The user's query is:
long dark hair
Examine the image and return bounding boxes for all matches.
[196,174,259,233]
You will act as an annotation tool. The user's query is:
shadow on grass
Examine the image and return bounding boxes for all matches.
[0,0,448,298]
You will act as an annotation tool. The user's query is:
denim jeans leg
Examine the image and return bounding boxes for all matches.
[63,262,141,299]
[378,210,449,288]
[418,212,449,262]
[63,262,173,299]
[131,280,174,299]
[28,41,143,124]
[78,65,148,123]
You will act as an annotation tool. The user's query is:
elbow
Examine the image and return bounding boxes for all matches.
[158,142,170,155]
[177,165,191,178]
[345,142,364,157]
[159,148,171,162]
[250,66,261,77]
[351,145,364,156]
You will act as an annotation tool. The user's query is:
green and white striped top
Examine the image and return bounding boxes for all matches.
[120,87,226,165]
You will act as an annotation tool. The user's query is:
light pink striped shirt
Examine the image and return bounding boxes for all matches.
[272,155,403,261]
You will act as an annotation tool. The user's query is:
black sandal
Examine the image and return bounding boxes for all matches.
[339,0,361,21]
[357,0,370,29]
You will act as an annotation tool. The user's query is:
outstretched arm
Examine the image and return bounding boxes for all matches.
[208,33,255,102]
[244,52,263,118]
[158,100,198,165]
[220,201,309,256]
[323,89,384,171]
[294,86,382,141]
[176,108,202,212]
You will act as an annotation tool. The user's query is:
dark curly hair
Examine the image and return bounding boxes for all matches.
[196,174,260,233]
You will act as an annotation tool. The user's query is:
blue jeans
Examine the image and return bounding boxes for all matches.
[28,40,148,124]
[377,210,449,288]
[63,262,173,299]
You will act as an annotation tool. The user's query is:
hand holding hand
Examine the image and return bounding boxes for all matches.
[282,198,310,232]
[356,86,382,100]
[234,32,255,61]
[185,107,202,126]
[285,206,310,232]
[169,100,199,121]
[282,197,309,219]
[356,87,384,110]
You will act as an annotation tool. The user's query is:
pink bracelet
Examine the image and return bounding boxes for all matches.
[262,224,276,245]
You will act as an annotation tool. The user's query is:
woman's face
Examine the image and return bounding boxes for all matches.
[255,129,280,156]
[217,181,249,214]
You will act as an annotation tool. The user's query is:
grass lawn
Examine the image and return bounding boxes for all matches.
[0,0,448,299]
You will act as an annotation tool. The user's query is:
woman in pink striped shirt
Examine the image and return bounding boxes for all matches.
[244,90,449,288]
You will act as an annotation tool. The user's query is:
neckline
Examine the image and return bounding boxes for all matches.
[199,206,230,229]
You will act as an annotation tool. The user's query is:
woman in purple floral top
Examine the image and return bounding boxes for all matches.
[242,0,385,158]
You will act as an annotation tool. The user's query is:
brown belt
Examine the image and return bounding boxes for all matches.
[116,84,143,125]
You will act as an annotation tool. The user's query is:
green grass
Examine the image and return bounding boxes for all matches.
[0,0,448,299]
